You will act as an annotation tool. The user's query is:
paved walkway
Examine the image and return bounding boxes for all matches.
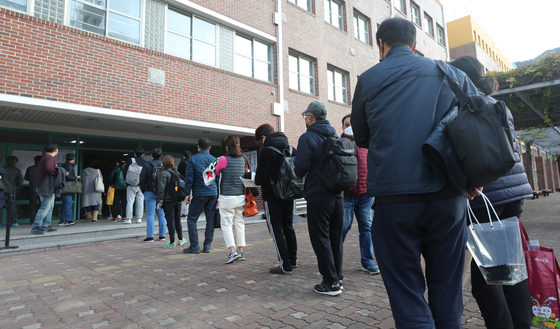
[0,193,559,328]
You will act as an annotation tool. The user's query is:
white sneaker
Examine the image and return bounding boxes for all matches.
[136,218,142,223]
[123,219,131,224]
[117,215,122,219]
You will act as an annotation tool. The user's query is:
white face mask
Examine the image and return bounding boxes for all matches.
[344,126,353,136]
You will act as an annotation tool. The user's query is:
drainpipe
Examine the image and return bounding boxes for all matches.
[390,0,394,18]
[273,0,285,132]
[441,4,449,61]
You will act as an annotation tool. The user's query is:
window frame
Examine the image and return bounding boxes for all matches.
[327,67,348,104]
[423,12,433,37]
[410,2,420,26]
[233,33,272,82]
[288,0,312,12]
[0,0,34,15]
[289,53,315,95]
[67,0,145,46]
[353,12,370,45]
[436,24,445,46]
[397,0,406,15]
[324,0,344,30]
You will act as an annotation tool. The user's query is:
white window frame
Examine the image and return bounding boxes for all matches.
[66,0,145,46]
[327,67,347,104]
[436,24,445,46]
[397,0,406,14]
[288,0,311,12]
[164,6,219,68]
[0,0,34,15]
[324,0,343,30]
[353,13,369,45]
[424,13,433,37]
[234,33,272,82]
[289,53,315,95]
[410,2,420,26]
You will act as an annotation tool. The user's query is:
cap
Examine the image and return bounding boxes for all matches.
[449,56,484,84]
[301,101,327,117]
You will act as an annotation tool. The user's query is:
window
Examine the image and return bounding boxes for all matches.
[0,0,30,13]
[324,0,343,30]
[166,8,217,67]
[70,0,142,44]
[327,68,347,103]
[234,34,272,82]
[397,0,406,14]
[288,0,311,12]
[424,13,433,36]
[410,2,420,26]
[436,25,445,45]
[353,13,369,44]
[289,54,314,94]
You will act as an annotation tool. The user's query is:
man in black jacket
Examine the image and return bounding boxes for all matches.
[254,124,298,275]
[25,155,42,224]
[2,156,24,227]
[294,101,344,296]
[123,147,150,224]
[60,153,79,226]
[177,150,191,177]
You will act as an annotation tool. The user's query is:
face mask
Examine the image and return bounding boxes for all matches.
[344,126,353,136]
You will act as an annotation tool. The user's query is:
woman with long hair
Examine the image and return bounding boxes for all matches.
[214,135,247,264]
[157,155,187,248]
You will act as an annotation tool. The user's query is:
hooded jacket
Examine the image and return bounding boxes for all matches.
[294,120,344,202]
[255,132,296,202]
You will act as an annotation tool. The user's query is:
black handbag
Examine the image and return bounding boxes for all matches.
[61,180,83,194]
[435,60,515,187]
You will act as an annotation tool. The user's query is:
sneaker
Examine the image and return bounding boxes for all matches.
[143,237,154,243]
[67,221,76,226]
[111,218,118,223]
[58,222,66,226]
[238,252,245,261]
[117,215,122,219]
[339,279,344,290]
[123,219,131,224]
[361,265,381,275]
[158,236,166,241]
[163,241,176,248]
[178,238,187,246]
[202,245,211,253]
[270,266,292,275]
[314,281,342,296]
[11,223,18,227]
[225,252,241,264]
[31,228,44,235]
[136,218,142,223]
[183,246,201,254]
[43,226,57,233]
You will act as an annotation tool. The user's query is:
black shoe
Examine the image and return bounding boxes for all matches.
[58,221,67,226]
[143,237,154,243]
[67,221,76,226]
[270,266,292,275]
[314,281,342,296]
[158,236,166,241]
[202,245,211,253]
[31,228,44,235]
[183,246,201,254]
[42,226,57,233]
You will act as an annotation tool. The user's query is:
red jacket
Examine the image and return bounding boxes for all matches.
[342,133,368,195]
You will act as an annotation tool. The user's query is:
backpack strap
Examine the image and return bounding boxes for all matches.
[435,60,471,109]
[131,158,136,164]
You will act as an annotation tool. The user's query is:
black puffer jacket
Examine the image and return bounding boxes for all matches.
[255,132,296,202]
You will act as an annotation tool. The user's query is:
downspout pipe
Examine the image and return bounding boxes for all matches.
[275,0,285,132]
[390,0,394,18]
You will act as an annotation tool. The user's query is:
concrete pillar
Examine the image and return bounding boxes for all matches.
[545,159,556,192]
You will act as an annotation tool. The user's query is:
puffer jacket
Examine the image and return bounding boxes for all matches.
[342,134,367,196]
[470,95,533,209]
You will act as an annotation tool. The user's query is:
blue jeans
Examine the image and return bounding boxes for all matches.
[33,193,55,230]
[343,194,375,267]
[144,191,166,238]
[85,205,99,213]
[60,194,73,222]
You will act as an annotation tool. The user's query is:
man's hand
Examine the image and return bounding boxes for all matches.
[467,186,483,200]
[184,196,190,205]
[156,203,162,210]
[66,172,69,176]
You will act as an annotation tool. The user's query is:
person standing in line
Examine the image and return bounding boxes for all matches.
[0,166,6,228]
[254,124,298,275]
[60,153,79,226]
[182,138,218,254]
[123,147,150,224]
[81,161,103,222]
[294,101,344,296]
[177,150,191,177]
[214,135,247,264]
[2,156,24,227]
[109,159,128,222]
[351,18,481,328]
[32,142,60,235]
[143,148,167,243]
[450,56,533,329]
[340,114,379,275]
[157,155,186,248]
[25,155,42,225]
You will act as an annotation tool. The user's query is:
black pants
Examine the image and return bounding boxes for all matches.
[111,189,127,219]
[1,194,17,225]
[307,197,344,285]
[471,200,532,329]
[163,202,183,244]
[29,191,39,224]
[264,199,297,271]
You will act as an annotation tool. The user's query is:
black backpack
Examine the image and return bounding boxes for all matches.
[148,162,163,193]
[165,169,187,202]
[265,146,304,200]
[315,132,358,191]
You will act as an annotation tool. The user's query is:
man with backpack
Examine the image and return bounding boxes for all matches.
[123,147,150,224]
[294,101,346,296]
[142,148,166,242]
[254,124,300,275]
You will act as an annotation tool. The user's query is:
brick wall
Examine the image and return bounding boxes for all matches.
[545,159,556,192]
[449,42,477,60]
[535,157,549,190]
[523,153,537,190]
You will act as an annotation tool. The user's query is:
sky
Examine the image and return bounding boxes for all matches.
[440,0,560,63]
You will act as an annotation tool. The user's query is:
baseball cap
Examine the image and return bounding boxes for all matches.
[301,101,327,117]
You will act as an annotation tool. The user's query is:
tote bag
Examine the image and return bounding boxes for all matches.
[107,186,115,205]
[95,169,105,193]
[61,180,83,194]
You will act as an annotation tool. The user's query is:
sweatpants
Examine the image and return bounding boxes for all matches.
[162,202,183,244]
[264,199,297,271]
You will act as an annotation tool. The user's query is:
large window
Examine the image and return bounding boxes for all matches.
[327,68,347,104]
[411,2,420,26]
[288,0,311,12]
[166,8,217,67]
[324,0,343,30]
[70,0,142,44]
[234,34,271,82]
[0,0,30,13]
[289,54,314,94]
[437,25,445,46]
[353,13,369,45]
[424,13,433,37]
[397,0,406,14]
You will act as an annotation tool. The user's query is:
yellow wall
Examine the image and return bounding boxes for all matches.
[446,15,513,72]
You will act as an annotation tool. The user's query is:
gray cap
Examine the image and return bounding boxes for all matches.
[301,101,327,117]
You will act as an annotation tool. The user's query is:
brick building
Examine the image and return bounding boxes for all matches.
[0,0,448,222]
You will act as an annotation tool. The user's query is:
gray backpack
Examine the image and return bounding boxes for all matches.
[126,158,143,187]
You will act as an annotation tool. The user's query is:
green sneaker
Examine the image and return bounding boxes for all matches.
[178,238,187,246]
[163,241,176,248]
